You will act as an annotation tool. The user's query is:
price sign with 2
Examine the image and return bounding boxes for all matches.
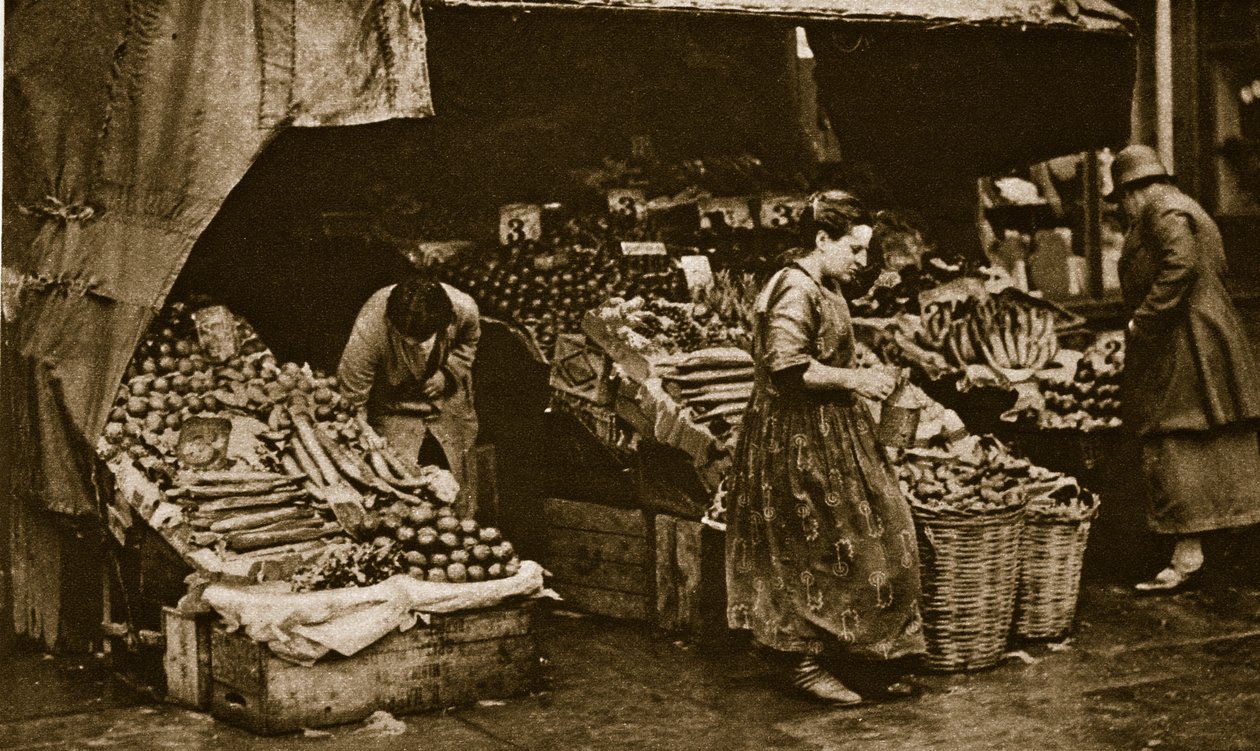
[698,197,755,230]
[607,188,647,221]
[499,203,542,245]
[759,195,808,228]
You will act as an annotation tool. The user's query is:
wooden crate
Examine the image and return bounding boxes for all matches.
[208,603,538,735]
[654,517,727,637]
[163,606,214,709]
[541,498,653,620]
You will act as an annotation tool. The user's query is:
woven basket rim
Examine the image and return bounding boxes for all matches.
[1025,503,1099,523]
[913,504,1027,526]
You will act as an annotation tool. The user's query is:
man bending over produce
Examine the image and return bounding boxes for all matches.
[338,275,480,488]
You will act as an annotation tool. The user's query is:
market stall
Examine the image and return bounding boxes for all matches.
[3,0,1140,726]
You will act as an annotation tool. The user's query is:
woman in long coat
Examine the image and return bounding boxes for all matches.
[1110,145,1260,592]
[726,191,925,703]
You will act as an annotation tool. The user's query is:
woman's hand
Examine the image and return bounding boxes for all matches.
[850,368,898,402]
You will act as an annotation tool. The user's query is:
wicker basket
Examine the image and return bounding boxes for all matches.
[914,506,1026,672]
[1014,499,1098,640]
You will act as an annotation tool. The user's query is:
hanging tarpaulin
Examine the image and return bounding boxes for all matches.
[806,1,1136,173]
[3,0,434,516]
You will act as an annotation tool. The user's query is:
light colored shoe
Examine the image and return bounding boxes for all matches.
[793,656,863,705]
[1134,566,1201,594]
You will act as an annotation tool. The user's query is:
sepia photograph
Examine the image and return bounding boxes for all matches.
[2,1,1260,748]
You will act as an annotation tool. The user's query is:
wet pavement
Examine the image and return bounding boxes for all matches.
[3,581,1260,751]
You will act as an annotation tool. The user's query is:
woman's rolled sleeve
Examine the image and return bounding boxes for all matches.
[765,276,818,373]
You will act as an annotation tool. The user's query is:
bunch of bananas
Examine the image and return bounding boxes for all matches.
[917,296,1060,371]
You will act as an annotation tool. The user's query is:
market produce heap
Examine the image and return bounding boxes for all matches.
[98,300,520,584]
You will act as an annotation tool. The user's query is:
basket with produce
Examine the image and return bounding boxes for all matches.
[1014,479,1099,640]
[896,446,1028,672]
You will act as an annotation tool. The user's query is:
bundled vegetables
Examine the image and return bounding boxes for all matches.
[290,541,408,592]
[917,294,1061,372]
[171,469,343,553]
[690,270,762,337]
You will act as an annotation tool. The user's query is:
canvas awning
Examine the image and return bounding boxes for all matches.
[426,0,1136,171]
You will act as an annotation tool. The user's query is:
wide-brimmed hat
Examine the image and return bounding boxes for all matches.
[1105,145,1172,200]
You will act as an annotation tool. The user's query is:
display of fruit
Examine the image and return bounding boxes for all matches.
[366,492,518,585]
[439,237,686,353]
[1035,337,1124,431]
[594,296,749,355]
[916,293,1061,372]
[98,300,348,467]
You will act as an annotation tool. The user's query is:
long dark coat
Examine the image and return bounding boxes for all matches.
[1118,185,1260,437]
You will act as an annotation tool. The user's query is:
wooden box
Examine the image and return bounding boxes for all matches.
[541,498,652,620]
[654,517,728,637]
[208,603,538,735]
[163,606,214,710]
[549,333,614,406]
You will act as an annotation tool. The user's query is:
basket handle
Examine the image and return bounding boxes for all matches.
[917,526,937,565]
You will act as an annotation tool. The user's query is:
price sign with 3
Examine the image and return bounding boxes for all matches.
[607,188,647,221]
[759,194,808,228]
[698,197,755,230]
[499,203,542,245]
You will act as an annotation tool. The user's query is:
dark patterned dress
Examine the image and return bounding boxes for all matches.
[726,264,925,660]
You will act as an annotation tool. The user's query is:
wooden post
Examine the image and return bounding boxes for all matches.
[10,499,63,651]
[654,516,713,637]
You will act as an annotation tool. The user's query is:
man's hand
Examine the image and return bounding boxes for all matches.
[421,370,447,400]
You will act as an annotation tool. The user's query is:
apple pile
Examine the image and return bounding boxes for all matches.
[362,494,519,584]
[1037,339,1124,431]
[99,301,348,466]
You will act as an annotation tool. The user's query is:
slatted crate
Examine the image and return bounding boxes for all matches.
[541,498,653,620]
[206,602,538,735]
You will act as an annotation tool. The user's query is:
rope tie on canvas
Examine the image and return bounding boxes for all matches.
[19,195,98,223]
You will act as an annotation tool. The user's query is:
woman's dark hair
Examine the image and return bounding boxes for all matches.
[386,276,454,340]
[797,189,871,247]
